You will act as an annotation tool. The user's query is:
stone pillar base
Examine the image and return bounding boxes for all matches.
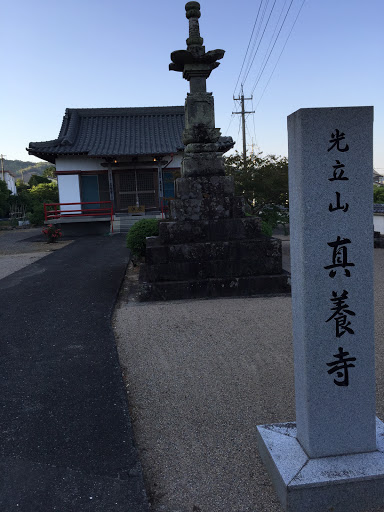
[138,217,290,301]
[257,418,384,512]
[171,175,244,221]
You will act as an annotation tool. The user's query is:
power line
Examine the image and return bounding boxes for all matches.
[255,0,290,74]
[233,0,264,97]
[240,0,269,90]
[253,0,306,110]
[224,114,236,136]
[242,0,278,87]
[248,0,289,91]
[250,0,295,96]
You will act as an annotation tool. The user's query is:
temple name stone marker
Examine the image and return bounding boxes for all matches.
[257,107,384,512]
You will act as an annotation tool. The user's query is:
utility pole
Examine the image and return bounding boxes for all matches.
[233,86,254,167]
[0,154,6,181]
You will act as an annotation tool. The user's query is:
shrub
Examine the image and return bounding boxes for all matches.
[261,220,273,237]
[42,224,62,243]
[27,204,45,226]
[126,218,159,258]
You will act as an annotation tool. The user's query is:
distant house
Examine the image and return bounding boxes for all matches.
[27,106,184,233]
[374,169,384,186]
[2,171,17,195]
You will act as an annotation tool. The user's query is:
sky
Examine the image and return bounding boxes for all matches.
[2,0,384,172]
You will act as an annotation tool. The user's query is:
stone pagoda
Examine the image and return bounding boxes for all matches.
[139,1,289,301]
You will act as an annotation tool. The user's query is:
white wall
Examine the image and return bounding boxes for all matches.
[56,156,105,172]
[4,172,17,195]
[374,214,384,234]
[58,174,81,212]
[168,152,183,168]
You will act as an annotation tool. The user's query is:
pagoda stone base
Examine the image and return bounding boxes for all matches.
[171,175,244,221]
[138,217,290,301]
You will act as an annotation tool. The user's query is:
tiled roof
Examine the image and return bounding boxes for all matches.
[28,106,185,163]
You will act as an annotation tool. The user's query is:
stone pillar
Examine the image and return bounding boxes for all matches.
[289,106,376,457]
[169,1,235,221]
[257,107,384,512]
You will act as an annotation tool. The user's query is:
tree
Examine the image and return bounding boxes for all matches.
[29,182,59,204]
[42,166,57,179]
[28,174,51,187]
[224,151,289,234]
[374,184,384,203]
[0,179,11,217]
[28,182,59,225]
[12,180,33,212]
[10,181,59,226]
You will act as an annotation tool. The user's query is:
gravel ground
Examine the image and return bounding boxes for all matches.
[0,228,73,280]
[114,242,384,512]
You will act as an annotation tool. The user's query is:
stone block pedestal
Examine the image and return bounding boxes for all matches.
[139,217,290,301]
[257,418,384,512]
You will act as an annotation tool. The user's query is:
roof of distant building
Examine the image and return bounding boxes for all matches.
[27,106,185,163]
[374,204,384,213]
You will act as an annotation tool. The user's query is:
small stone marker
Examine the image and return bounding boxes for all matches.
[257,107,384,512]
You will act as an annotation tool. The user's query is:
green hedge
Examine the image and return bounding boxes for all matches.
[126,218,159,258]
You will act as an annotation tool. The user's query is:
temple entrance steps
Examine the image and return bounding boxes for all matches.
[112,212,163,233]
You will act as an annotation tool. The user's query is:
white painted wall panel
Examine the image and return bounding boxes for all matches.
[374,215,384,234]
[58,174,81,212]
[56,157,104,172]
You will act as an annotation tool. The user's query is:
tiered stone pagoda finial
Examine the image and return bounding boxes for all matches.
[170,2,234,177]
[185,1,204,48]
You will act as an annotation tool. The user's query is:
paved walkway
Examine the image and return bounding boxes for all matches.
[0,228,73,280]
[0,232,149,511]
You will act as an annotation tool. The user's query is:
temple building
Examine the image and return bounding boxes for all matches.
[27,106,184,233]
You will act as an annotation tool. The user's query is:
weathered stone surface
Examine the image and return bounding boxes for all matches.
[175,175,235,199]
[139,274,290,302]
[141,218,287,299]
[183,93,219,146]
[182,151,225,177]
[146,237,281,265]
[158,217,262,244]
[170,175,244,221]
[169,2,233,166]
[171,197,233,221]
[144,258,283,282]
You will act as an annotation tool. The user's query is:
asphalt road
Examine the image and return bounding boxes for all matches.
[0,233,149,512]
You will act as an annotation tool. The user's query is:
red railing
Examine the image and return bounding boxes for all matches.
[44,201,114,233]
[160,197,171,219]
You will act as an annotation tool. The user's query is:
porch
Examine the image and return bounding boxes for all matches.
[76,168,177,215]
[44,201,165,235]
